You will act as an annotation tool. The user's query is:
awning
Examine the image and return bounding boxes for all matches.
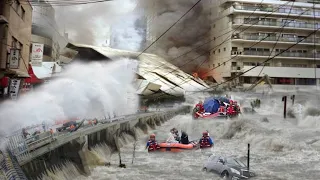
[24,64,43,84]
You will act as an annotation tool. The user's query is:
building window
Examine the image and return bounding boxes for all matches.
[232,62,237,66]
[218,63,220,66]
[213,24,215,28]
[43,45,52,57]
[244,77,251,84]
[224,47,226,51]
[214,37,216,41]
[213,50,215,54]
[213,64,215,67]
[218,49,220,53]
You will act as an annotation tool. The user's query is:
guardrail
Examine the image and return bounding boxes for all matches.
[6,107,189,166]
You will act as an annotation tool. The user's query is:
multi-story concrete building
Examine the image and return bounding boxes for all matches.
[0,0,32,76]
[30,0,67,64]
[209,0,320,89]
[0,0,33,99]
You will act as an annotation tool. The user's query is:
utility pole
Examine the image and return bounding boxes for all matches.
[291,95,295,106]
[282,96,287,119]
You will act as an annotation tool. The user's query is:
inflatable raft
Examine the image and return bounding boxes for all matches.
[159,142,198,149]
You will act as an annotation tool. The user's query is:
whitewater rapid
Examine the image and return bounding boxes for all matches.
[43,91,320,180]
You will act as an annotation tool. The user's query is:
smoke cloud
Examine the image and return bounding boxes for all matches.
[54,0,138,47]
[137,0,211,73]
[55,0,211,73]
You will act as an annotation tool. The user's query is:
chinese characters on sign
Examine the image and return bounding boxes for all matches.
[9,79,21,100]
[31,43,44,66]
[9,49,20,69]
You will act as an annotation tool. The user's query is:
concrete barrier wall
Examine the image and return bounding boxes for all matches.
[0,150,28,180]
[19,106,190,179]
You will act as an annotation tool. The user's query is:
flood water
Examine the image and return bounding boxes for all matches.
[43,91,320,180]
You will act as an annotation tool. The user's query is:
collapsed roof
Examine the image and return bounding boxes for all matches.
[63,43,209,99]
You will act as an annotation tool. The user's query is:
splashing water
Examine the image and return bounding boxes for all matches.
[38,91,320,180]
[0,59,139,137]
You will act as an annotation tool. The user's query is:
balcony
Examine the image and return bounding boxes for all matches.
[233,34,320,44]
[233,18,319,30]
[233,50,320,59]
[233,4,320,18]
[241,66,320,79]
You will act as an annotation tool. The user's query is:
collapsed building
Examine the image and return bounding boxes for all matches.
[60,43,210,105]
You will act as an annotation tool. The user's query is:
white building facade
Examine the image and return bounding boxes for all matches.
[209,0,320,89]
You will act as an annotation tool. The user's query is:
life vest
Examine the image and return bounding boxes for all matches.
[200,136,212,148]
[227,106,236,115]
[218,106,226,113]
[195,104,204,113]
[147,140,159,151]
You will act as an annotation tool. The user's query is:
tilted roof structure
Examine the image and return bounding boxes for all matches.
[64,43,209,98]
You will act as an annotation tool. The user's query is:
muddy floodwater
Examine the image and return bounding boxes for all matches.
[43,92,320,180]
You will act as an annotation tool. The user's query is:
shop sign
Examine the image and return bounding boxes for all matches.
[9,49,20,69]
[9,79,21,100]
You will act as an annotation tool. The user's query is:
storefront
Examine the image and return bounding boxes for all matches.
[0,69,30,101]
[21,64,43,93]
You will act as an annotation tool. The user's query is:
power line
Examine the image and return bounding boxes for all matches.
[188,28,320,96]
[193,0,265,73]
[139,0,292,76]
[247,1,296,91]
[32,10,68,43]
[138,1,295,92]
[15,0,113,6]
[136,0,203,58]
[151,5,315,99]
[156,26,320,99]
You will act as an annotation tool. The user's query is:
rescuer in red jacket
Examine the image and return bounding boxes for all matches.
[194,100,205,118]
[146,134,160,152]
[199,131,213,148]
[195,100,205,113]
[227,100,236,116]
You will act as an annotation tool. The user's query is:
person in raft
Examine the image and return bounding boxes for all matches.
[199,131,214,148]
[146,134,160,152]
[167,128,180,143]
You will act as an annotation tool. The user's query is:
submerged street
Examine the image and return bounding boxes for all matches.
[45,92,320,180]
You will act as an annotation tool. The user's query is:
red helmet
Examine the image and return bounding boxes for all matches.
[229,100,234,104]
[203,131,208,136]
[150,134,155,138]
